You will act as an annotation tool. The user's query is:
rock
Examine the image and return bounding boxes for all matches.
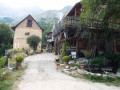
[65,71,71,75]
[65,66,70,69]
[63,69,71,75]
[70,66,77,70]
[68,60,75,65]
[96,73,102,76]
[103,74,107,78]
[60,64,64,66]
[71,71,77,74]
[77,69,88,74]
[63,69,70,71]
[116,73,120,77]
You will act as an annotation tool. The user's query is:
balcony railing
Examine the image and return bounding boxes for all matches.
[53,16,120,36]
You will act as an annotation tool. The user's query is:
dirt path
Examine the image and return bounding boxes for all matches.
[17,53,120,90]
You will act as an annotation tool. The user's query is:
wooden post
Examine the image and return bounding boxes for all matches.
[76,37,79,58]
[8,58,10,69]
[75,8,77,17]
[73,40,74,46]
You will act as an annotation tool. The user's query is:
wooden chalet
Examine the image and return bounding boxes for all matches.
[46,31,54,53]
[53,2,86,57]
[53,2,120,59]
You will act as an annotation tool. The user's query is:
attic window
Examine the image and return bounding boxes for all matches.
[27,20,32,27]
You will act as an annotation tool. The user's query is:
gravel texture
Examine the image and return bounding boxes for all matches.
[17,53,120,90]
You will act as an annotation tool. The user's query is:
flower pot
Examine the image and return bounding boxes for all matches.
[64,61,69,66]
[80,65,84,69]
[17,61,22,69]
[55,58,59,62]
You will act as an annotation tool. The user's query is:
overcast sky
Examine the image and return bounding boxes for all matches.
[0,0,81,10]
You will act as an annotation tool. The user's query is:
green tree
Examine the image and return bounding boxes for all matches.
[80,0,120,54]
[27,35,41,51]
[0,23,13,56]
[81,0,120,22]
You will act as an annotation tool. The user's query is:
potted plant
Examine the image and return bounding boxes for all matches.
[15,55,24,69]
[83,50,91,60]
[63,56,70,65]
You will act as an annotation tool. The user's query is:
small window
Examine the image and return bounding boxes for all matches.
[27,20,32,27]
[81,8,85,12]
[25,32,30,36]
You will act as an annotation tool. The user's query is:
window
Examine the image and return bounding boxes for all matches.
[80,8,85,12]
[25,32,30,36]
[27,20,32,27]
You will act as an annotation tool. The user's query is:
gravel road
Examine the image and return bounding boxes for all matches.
[17,53,120,90]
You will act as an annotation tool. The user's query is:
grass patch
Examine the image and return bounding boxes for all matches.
[69,72,120,86]
[0,66,27,90]
[117,69,120,73]
[69,64,81,69]
[83,74,120,86]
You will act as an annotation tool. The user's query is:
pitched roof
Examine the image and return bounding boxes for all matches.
[11,14,44,32]
[67,2,82,16]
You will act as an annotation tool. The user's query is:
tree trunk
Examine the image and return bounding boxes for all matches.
[91,45,97,58]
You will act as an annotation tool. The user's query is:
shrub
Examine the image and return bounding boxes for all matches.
[27,35,41,51]
[61,43,66,57]
[34,51,38,54]
[63,56,70,62]
[82,50,91,57]
[41,49,43,52]
[0,57,5,68]
[90,56,104,67]
[15,55,24,62]
[52,49,55,52]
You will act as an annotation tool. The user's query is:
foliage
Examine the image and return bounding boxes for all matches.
[80,0,120,56]
[113,54,120,62]
[15,55,24,62]
[52,49,55,52]
[90,56,104,67]
[0,23,13,57]
[82,50,91,57]
[61,42,71,57]
[41,49,43,52]
[81,0,120,22]
[105,53,120,62]
[27,35,41,51]
[0,57,5,68]
[63,56,70,62]
[61,43,66,57]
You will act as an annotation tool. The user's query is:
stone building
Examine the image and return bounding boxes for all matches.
[12,15,44,52]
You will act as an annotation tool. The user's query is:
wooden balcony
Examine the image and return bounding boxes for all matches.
[53,16,120,36]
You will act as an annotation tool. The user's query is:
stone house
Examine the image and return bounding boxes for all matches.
[12,15,44,52]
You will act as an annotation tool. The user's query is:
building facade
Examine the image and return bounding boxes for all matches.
[12,15,44,52]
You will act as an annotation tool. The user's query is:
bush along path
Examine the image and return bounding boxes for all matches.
[15,53,120,90]
[0,49,27,90]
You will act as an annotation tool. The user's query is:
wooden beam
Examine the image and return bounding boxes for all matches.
[75,8,77,17]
